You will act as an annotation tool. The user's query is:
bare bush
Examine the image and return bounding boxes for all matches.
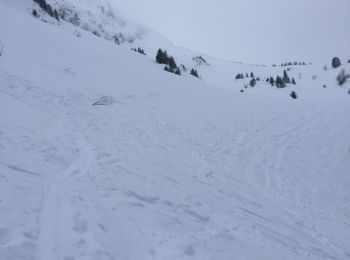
[336,69,350,86]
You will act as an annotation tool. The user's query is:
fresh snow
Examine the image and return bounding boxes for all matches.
[0,1,350,260]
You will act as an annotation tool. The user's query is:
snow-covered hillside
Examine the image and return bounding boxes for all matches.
[0,1,350,260]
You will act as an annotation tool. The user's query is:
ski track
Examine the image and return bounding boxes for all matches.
[1,66,350,260]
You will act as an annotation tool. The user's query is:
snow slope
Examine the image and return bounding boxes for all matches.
[1,1,350,260]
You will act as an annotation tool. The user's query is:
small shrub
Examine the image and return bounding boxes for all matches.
[32,9,38,17]
[0,43,4,57]
[323,84,327,88]
[336,69,350,86]
[240,89,244,93]
[312,75,317,80]
[131,47,146,55]
[332,57,341,68]
[250,78,256,87]
[290,91,298,99]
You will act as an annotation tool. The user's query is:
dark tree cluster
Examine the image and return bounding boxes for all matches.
[235,72,255,80]
[33,0,59,20]
[278,61,307,67]
[270,70,296,88]
[131,47,146,55]
[235,73,244,80]
[156,49,181,75]
[275,76,285,88]
[190,68,199,78]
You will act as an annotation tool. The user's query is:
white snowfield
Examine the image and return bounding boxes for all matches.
[1,1,350,260]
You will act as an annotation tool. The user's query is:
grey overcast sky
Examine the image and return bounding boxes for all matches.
[110,0,350,64]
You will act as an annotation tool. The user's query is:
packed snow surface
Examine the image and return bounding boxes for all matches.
[0,2,350,260]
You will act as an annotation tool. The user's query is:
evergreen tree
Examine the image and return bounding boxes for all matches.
[269,76,274,86]
[332,57,341,68]
[292,78,296,85]
[246,73,249,78]
[164,66,170,72]
[250,72,254,78]
[282,70,291,83]
[156,49,166,64]
[175,68,181,75]
[190,68,199,78]
[235,73,242,79]
[168,57,177,72]
[276,76,285,88]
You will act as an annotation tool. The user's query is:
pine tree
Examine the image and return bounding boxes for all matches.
[283,70,291,83]
[246,73,249,78]
[235,73,242,79]
[190,68,199,78]
[270,76,274,86]
[168,57,177,72]
[276,76,285,88]
[292,78,296,85]
[250,72,254,78]
[156,49,165,64]
[164,66,170,72]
